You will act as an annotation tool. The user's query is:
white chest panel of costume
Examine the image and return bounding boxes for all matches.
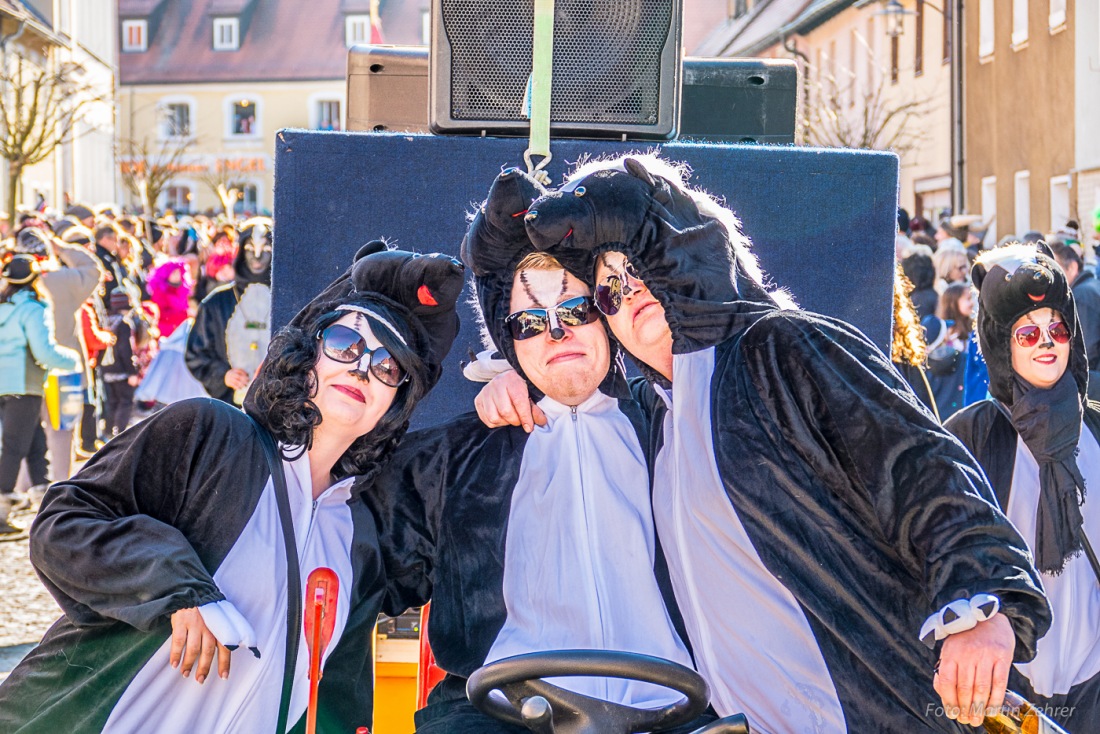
[105,450,354,734]
[226,282,272,403]
[653,348,846,734]
[486,391,693,708]
[1008,424,1100,697]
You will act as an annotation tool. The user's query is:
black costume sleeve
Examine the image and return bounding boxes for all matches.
[740,311,1050,660]
[185,288,234,400]
[360,421,450,616]
[28,399,263,632]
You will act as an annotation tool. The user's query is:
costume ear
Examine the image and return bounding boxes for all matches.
[461,167,547,276]
[355,240,388,261]
[1036,241,1055,259]
[623,157,657,187]
[971,261,987,290]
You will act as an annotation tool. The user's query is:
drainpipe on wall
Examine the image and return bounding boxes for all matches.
[950,0,965,214]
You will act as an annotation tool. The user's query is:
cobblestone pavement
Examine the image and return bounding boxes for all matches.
[0,505,61,679]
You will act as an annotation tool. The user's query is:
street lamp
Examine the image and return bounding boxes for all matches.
[872,0,964,216]
[877,0,916,38]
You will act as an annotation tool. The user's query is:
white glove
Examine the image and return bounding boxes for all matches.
[463,349,512,382]
[198,599,261,658]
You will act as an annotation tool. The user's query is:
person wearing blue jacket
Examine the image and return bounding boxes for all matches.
[0,254,80,534]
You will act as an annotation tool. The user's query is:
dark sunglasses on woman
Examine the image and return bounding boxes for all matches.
[1013,321,1071,348]
[595,261,642,316]
[317,323,408,387]
[506,296,601,341]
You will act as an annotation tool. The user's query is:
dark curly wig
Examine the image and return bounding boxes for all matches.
[244,300,429,483]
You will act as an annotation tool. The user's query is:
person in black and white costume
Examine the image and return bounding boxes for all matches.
[0,242,465,733]
[186,216,274,405]
[946,242,1100,729]
[363,169,711,734]
[483,155,1052,732]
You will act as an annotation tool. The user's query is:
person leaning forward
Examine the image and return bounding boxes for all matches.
[482,155,1051,733]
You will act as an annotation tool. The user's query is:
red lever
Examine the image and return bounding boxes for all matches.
[305,567,340,734]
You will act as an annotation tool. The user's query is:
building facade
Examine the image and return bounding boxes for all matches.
[118,0,422,216]
[696,0,953,224]
[1074,0,1099,242]
[1,0,118,216]
[964,0,1077,244]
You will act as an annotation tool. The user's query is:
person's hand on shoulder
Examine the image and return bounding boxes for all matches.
[475,369,546,432]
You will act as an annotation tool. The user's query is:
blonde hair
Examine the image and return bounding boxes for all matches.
[892,264,927,367]
[933,247,969,284]
[514,251,565,273]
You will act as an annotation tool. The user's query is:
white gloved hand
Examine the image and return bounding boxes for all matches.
[198,599,261,658]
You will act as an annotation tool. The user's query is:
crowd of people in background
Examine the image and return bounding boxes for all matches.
[894,208,1095,424]
[0,203,273,535]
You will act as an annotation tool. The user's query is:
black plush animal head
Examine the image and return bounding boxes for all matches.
[973,242,1087,403]
[290,240,465,387]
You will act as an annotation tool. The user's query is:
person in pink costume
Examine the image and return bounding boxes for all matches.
[147,259,194,338]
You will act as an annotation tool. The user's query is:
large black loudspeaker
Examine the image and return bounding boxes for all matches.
[429,0,683,139]
[349,47,798,145]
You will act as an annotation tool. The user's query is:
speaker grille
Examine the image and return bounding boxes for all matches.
[441,0,672,124]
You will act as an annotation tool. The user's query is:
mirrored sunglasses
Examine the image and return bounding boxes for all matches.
[317,324,408,387]
[505,296,600,341]
[1013,321,1071,348]
[595,261,641,316]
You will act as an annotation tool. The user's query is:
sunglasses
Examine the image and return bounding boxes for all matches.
[1013,321,1071,348]
[505,296,600,341]
[595,261,642,316]
[317,324,408,387]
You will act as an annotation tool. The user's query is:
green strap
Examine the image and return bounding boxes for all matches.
[526,0,554,175]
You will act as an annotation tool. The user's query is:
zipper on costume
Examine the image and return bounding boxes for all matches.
[570,402,607,694]
[571,405,578,422]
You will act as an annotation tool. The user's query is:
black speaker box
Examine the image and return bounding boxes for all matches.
[429,0,683,139]
[679,58,797,145]
[348,47,797,145]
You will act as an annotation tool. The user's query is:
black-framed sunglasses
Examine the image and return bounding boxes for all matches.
[505,296,601,341]
[594,260,641,316]
[317,324,409,387]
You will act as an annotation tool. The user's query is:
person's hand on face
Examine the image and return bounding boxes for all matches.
[508,267,609,406]
[312,312,402,439]
[1009,307,1071,389]
[593,252,674,380]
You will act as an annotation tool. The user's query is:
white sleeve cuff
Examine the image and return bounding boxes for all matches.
[462,349,512,383]
[919,593,1000,648]
[198,599,261,658]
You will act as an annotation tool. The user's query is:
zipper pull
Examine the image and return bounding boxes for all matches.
[570,405,578,422]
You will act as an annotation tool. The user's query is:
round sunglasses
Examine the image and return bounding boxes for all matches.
[1013,320,1071,348]
[317,324,408,387]
[594,261,642,316]
[505,296,601,341]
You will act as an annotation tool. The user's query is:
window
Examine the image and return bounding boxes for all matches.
[914,0,924,75]
[315,100,341,131]
[1015,170,1031,236]
[849,29,858,106]
[1011,0,1028,47]
[122,19,147,52]
[866,17,876,93]
[346,14,369,47]
[890,34,899,83]
[979,0,994,58]
[166,103,190,137]
[981,176,998,246]
[942,0,952,64]
[213,17,239,51]
[231,99,258,136]
[232,182,260,216]
[164,185,192,214]
[421,9,431,44]
[734,0,748,18]
[1050,176,1070,233]
[1049,0,1066,30]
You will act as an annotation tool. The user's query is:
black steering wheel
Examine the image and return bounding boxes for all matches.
[466,650,710,734]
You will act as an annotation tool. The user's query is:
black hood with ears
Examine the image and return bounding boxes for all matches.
[462,167,629,400]
[973,242,1088,405]
[524,157,779,366]
[235,217,273,286]
[287,240,466,390]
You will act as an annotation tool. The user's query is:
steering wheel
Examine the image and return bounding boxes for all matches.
[466,650,710,734]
